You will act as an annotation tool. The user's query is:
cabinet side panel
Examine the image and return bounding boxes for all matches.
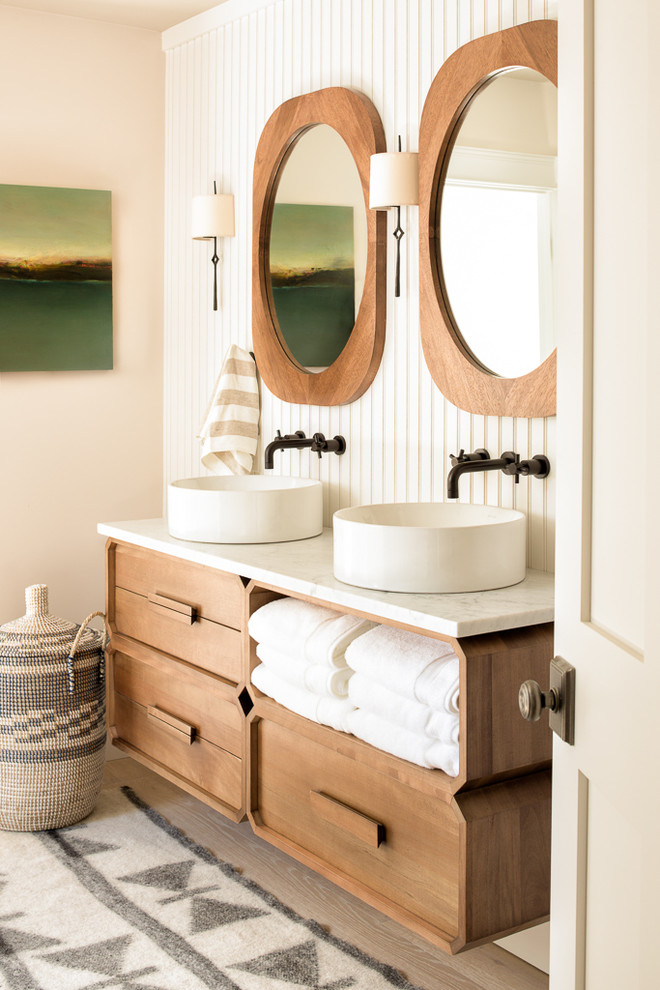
[458,772,551,944]
[463,625,554,784]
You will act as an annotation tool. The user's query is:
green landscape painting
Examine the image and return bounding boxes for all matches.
[270,203,354,368]
[0,184,112,372]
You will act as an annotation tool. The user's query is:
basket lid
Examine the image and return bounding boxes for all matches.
[0,585,103,659]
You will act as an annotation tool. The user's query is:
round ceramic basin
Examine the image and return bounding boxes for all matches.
[168,475,323,544]
[333,502,526,593]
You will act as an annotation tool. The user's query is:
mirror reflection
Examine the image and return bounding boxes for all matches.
[270,124,366,372]
[439,68,557,379]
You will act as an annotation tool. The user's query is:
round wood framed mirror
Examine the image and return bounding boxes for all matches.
[419,20,558,418]
[253,87,387,406]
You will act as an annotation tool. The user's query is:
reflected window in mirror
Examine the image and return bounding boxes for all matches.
[440,69,557,379]
[418,20,558,418]
[269,124,367,372]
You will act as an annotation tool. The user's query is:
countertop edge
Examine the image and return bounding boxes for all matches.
[98,519,555,639]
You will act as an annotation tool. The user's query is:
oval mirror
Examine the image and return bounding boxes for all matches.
[440,69,557,379]
[253,87,386,406]
[419,20,558,418]
[270,124,367,373]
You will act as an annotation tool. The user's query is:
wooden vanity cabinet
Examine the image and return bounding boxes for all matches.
[105,540,250,820]
[104,540,553,953]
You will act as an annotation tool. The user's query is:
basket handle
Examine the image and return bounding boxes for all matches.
[67,611,107,694]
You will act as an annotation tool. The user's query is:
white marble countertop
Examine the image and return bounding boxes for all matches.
[98,518,554,639]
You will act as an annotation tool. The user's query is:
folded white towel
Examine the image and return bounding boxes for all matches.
[414,655,460,714]
[345,625,457,704]
[256,643,353,698]
[198,344,260,475]
[304,612,375,666]
[346,709,432,768]
[249,597,335,649]
[251,663,355,732]
[348,673,432,735]
[426,709,460,746]
[426,739,460,778]
[346,709,460,776]
[249,597,373,667]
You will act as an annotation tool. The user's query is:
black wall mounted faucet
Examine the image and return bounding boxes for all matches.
[447,448,550,500]
[264,430,346,470]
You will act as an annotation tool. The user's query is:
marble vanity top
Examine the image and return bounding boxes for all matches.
[98,518,554,639]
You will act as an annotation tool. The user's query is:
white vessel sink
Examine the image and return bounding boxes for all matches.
[333,502,526,593]
[168,476,323,544]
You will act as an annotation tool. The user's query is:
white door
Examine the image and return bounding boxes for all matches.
[550,1,660,987]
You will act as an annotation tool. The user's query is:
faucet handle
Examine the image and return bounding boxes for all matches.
[279,430,307,441]
[450,448,490,466]
[311,432,326,458]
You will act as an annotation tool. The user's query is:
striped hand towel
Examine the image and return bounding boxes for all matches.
[198,344,260,475]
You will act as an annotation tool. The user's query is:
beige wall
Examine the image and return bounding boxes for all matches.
[0,6,164,625]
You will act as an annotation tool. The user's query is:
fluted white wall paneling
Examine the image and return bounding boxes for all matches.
[164,0,555,572]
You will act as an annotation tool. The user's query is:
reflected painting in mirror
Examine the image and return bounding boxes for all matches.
[269,124,366,372]
[270,203,355,369]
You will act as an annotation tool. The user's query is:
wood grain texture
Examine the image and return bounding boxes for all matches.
[250,703,462,951]
[248,699,551,953]
[114,586,242,683]
[111,540,245,629]
[456,772,552,947]
[252,86,387,405]
[103,758,548,990]
[459,623,554,786]
[419,20,558,418]
[111,694,244,819]
[110,641,244,757]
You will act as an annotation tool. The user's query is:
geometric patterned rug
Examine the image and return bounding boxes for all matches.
[0,787,424,990]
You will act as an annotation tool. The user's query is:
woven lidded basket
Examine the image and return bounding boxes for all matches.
[0,584,107,831]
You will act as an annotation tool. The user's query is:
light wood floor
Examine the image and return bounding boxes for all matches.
[103,756,548,990]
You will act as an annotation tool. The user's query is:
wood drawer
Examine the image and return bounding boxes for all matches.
[249,698,551,952]
[251,704,461,942]
[113,543,244,628]
[110,645,244,758]
[113,586,242,683]
[112,692,244,818]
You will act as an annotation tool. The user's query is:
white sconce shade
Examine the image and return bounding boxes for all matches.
[369,152,418,209]
[192,190,235,311]
[369,148,418,298]
[191,193,235,239]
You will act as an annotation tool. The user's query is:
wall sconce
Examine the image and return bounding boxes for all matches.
[369,138,418,297]
[191,182,235,310]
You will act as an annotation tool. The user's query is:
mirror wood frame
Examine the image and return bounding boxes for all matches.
[419,19,558,418]
[253,87,387,406]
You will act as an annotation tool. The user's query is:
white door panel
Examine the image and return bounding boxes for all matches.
[551,0,659,987]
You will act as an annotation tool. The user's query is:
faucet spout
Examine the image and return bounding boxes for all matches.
[446,449,550,499]
[264,431,314,470]
[447,453,511,500]
[264,430,347,470]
